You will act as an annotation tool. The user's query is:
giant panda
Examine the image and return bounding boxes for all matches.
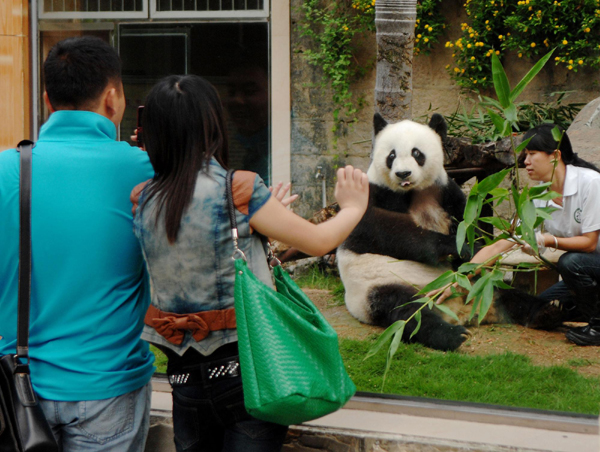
[337,113,563,351]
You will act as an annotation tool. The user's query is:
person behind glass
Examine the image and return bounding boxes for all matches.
[434,124,600,346]
[130,74,369,451]
[225,56,270,185]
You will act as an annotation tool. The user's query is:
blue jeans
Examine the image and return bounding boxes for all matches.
[166,344,288,452]
[39,382,152,452]
[539,252,600,318]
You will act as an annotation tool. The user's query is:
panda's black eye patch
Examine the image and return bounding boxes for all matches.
[386,150,396,169]
[412,148,425,166]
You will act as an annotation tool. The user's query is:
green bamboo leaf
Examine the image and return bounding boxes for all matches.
[464,195,481,225]
[479,216,512,230]
[419,271,456,294]
[515,137,532,154]
[478,281,495,323]
[531,191,560,202]
[504,104,518,124]
[410,311,422,339]
[509,49,555,103]
[365,320,405,360]
[476,168,511,194]
[456,221,466,254]
[487,109,505,134]
[535,208,555,220]
[383,324,405,386]
[457,262,481,274]
[528,182,552,198]
[466,224,476,253]
[466,271,492,304]
[521,199,537,229]
[489,187,509,197]
[491,52,511,108]
[552,126,563,142]
[456,273,473,290]
[480,95,502,107]
[495,280,513,290]
[469,293,482,321]
[434,303,460,322]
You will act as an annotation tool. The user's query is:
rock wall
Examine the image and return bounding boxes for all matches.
[290,0,600,217]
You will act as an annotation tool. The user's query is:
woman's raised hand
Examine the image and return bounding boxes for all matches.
[334,165,369,214]
[269,182,298,207]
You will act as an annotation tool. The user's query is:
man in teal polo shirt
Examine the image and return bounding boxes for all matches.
[0,37,155,451]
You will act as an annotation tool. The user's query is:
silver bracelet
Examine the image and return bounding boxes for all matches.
[552,235,559,250]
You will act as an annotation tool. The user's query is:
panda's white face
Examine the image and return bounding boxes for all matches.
[367,119,447,192]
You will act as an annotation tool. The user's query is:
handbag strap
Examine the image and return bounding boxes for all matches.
[16,140,34,363]
[225,169,247,261]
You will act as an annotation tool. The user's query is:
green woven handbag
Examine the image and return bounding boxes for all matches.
[226,171,356,426]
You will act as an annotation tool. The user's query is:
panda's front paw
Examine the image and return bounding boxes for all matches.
[426,325,470,351]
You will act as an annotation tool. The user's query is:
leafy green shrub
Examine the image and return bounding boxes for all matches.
[448,0,600,90]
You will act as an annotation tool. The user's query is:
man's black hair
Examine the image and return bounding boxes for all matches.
[43,36,122,109]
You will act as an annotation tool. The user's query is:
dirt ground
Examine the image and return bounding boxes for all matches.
[304,288,600,379]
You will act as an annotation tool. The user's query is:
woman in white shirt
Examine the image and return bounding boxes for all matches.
[437,124,600,346]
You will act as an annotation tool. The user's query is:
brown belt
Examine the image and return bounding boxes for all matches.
[145,304,236,345]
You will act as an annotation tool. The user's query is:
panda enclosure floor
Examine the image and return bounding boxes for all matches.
[304,289,600,379]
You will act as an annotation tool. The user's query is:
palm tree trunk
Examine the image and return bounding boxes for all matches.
[374,0,418,122]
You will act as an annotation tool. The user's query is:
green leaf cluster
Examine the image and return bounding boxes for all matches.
[297,0,443,129]
[448,0,600,90]
[298,0,376,129]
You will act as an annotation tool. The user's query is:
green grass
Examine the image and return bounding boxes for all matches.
[340,337,600,415]
[293,263,345,305]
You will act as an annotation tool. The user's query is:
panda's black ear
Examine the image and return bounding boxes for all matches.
[428,113,447,142]
[373,113,388,136]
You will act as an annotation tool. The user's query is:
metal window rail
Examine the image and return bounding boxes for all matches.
[151,377,599,435]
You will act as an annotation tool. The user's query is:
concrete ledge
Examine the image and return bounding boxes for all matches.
[148,386,599,452]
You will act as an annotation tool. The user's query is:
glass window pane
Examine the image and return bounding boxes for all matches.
[119,22,270,184]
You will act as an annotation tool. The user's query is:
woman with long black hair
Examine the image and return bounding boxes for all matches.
[131,74,369,451]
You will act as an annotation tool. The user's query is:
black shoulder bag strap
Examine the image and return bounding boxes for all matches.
[15,140,34,379]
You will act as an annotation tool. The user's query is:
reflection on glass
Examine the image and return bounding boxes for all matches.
[118,22,270,184]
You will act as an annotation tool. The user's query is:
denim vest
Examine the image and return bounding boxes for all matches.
[134,159,272,356]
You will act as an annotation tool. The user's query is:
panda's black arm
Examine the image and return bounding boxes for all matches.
[343,207,462,266]
[440,178,467,232]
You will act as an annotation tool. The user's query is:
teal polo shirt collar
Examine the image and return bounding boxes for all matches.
[38,110,117,142]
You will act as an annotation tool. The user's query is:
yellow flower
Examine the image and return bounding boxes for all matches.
[417,34,422,38]
[496,50,500,55]
[473,80,478,84]
[424,37,429,43]
[467,43,472,48]
[454,67,460,73]
[445,64,450,69]
[563,39,568,45]
[471,56,475,60]
[428,27,433,32]
[555,56,560,61]
[530,42,536,48]
[518,53,523,58]
[569,59,573,64]
[568,65,573,70]
[578,59,584,65]
[585,27,591,33]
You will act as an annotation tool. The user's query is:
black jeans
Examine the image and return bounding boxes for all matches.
[164,343,288,452]
[539,252,600,318]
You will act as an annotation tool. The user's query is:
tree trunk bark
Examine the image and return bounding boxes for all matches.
[374,0,418,123]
